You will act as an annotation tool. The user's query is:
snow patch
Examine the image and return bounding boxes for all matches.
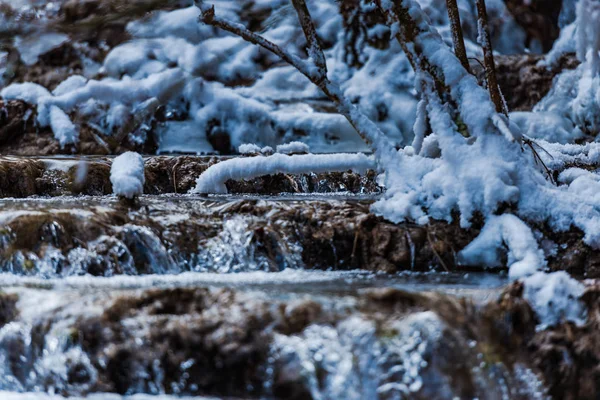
[523,271,587,329]
[459,214,546,280]
[110,152,145,199]
[276,141,310,154]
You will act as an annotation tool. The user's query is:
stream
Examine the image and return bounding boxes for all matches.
[0,158,551,399]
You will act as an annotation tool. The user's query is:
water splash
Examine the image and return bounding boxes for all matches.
[194,216,303,273]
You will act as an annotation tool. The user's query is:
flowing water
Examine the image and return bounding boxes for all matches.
[0,165,547,399]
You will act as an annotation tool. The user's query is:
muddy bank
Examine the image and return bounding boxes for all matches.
[0,281,559,399]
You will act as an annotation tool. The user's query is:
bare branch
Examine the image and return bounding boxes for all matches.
[475,0,506,115]
[196,3,314,78]
[445,0,471,73]
[290,0,327,73]
[372,0,449,100]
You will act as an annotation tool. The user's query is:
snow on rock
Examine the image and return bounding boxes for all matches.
[276,141,310,154]
[110,152,145,199]
[261,146,274,155]
[190,79,278,150]
[52,75,88,97]
[510,111,583,144]
[49,106,78,148]
[459,214,546,280]
[523,271,587,329]
[1,82,51,104]
[191,153,375,194]
[238,143,261,155]
[459,214,588,328]
[14,33,68,66]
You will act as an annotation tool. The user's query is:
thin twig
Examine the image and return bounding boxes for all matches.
[426,230,450,272]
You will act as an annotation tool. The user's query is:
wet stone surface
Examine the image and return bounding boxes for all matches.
[0,280,569,399]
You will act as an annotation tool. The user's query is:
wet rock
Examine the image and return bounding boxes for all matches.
[0,100,34,146]
[0,198,475,276]
[0,158,44,197]
[0,292,18,327]
[478,280,600,400]
[0,284,553,399]
[495,53,579,111]
[504,0,562,52]
[0,196,598,277]
[76,287,275,396]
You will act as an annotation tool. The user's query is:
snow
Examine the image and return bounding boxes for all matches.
[576,0,600,75]
[192,153,376,194]
[48,106,78,148]
[110,152,145,199]
[238,143,261,155]
[523,271,587,329]
[510,111,583,144]
[1,82,51,104]
[459,214,546,280]
[276,141,310,154]
[542,23,576,67]
[52,75,88,97]
[261,146,274,155]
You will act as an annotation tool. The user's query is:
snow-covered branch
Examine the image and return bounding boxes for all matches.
[196,3,314,79]
[196,0,397,164]
[191,153,376,194]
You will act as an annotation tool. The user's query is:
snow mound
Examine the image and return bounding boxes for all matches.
[110,152,145,199]
[459,214,546,280]
[238,143,261,155]
[48,106,78,148]
[276,141,310,154]
[523,271,587,329]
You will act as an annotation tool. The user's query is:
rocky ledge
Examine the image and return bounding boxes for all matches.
[1,196,599,277]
